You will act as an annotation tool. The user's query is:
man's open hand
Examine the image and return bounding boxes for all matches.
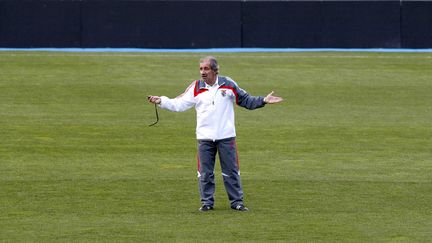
[264,91,283,104]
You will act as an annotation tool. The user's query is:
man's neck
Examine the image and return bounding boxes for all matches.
[205,76,218,86]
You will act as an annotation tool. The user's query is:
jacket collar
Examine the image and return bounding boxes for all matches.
[217,76,226,86]
[199,76,225,89]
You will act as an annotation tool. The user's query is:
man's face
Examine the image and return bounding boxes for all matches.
[200,60,217,84]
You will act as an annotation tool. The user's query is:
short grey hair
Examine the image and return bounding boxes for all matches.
[200,56,219,74]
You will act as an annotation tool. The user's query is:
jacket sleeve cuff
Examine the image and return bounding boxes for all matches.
[158,96,169,108]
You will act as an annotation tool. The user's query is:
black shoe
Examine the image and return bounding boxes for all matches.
[199,205,214,212]
[232,204,249,211]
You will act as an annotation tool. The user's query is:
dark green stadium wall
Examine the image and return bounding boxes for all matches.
[0,0,431,48]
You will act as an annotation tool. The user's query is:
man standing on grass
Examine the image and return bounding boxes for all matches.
[148,56,283,212]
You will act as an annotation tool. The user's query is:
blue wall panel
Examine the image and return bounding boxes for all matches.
[242,1,322,48]
[0,1,81,47]
[81,1,241,48]
[0,1,430,49]
[321,1,401,48]
[402,1,432,48]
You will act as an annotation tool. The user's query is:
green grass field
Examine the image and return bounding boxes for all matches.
[1,51,431,242]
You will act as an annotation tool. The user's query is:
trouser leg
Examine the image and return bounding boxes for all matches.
[197,140,217,206]
[217,137,244,207]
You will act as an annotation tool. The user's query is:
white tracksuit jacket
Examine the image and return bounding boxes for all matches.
[159,76,266,141]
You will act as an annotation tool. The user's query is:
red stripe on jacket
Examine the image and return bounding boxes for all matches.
[194,80,208,97]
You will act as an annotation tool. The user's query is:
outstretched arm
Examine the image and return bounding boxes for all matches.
[263,91,283,104]
[147,81,196,112]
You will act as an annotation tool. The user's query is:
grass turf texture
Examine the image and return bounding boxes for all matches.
[1,51,431,241]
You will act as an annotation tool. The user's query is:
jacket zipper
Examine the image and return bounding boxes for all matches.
[212,82,225,105]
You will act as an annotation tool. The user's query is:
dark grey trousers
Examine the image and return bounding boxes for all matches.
[197,137,244,208]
